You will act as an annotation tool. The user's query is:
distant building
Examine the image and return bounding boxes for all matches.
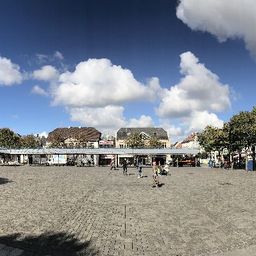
[47,127,101,148]
[116,127,171,165]
[174,132,200,149]
[46,127,101,166]
[116,127,170,148]
[98,137,115,166]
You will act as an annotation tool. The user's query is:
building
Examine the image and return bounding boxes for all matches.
[116,127,170,148]
[98,137,115,166]
[116,127,171,165]
[47,127,101,148]
[46,127,101,165]
[174,132,200,149]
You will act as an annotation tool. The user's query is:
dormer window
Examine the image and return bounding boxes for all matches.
[139,132,150,140]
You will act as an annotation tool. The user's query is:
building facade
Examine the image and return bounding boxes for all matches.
[46,127,101,165]
[116,127,171,165]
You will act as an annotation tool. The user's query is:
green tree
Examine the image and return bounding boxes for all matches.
[228,109,256,169]
[0,128,21,148]
[229,110,256,151]
[148,136,162,148]
[198,125,228,154]
[125,133,144,148]
[20,135,39,148]
[198,126,220,152]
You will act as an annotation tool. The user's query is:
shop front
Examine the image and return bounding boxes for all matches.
[99,154,115,166]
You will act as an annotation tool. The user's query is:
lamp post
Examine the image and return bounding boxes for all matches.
[252,145,255,171]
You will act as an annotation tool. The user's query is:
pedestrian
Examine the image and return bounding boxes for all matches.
[176,158,179,167]
[110,158,115,170]
[122,159,128,175]
[152,161,160,187]
[137,160,143,178]
[162,163,170,175]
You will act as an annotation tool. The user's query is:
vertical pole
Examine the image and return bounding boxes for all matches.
[252,145,255,171]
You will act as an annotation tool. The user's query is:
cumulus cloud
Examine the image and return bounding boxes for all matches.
[29,55,228,140]
[128,115,154,127]
[52,58,161,108]
[31,85,48,96]
[168,125,183,137]
[157,51,231,118]
[176,0,256,56]
[0,56,23,86]
[69,105,126,129]
[33,65,59,81]
[186,111,224,132]
[68,106,155,132]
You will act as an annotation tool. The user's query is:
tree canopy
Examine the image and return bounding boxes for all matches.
[20,135,40,148]
[0,128,21,148]
[198,106,256,155]
[197,126,226,153]
[125,133,144,148]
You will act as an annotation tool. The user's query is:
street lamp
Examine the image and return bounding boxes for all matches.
[252,145,255,171]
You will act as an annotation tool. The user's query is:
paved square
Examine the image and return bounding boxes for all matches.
[0,166,256,255]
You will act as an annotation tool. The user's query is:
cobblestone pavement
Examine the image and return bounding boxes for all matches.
[1,166,256,255]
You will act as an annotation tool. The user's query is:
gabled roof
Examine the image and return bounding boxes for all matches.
[182,132,198,143]
[47,127,101,142]
[116,127,168,140]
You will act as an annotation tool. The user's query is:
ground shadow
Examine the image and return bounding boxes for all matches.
[152,183,165,188]
[0,232,98,256]
[219,182,232,186]
[0,177,12,185]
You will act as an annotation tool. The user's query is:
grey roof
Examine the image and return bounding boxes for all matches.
[116,127,168,140]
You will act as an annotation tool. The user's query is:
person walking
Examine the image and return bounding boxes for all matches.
[152,161,160,187]
[110,158,115,170]
[122,159,128,175]
[137,160,143,178]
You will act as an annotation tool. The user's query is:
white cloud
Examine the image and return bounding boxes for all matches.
[31,85,48,96]
[0,56,23,86]
[35,54,48,64]
[157,51,231,118]
[31,56,228,140]
[52,58,160,108]
[167,125,183,137]
[54,51,64,60]
[176,0,256,56]
[36,51,64,64]
[33,65,59,81]
[69,105,126,129]
[128,115,154,127]
[185,111,224,132]
[68,106,154,132]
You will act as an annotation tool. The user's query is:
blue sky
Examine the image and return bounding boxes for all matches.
[0,0,255,141]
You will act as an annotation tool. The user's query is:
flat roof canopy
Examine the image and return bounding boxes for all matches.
[0,148,199,155]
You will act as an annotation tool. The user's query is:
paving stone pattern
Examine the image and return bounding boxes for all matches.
[0,166,256,255]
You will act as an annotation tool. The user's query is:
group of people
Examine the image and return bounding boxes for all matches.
[110,157,169,188]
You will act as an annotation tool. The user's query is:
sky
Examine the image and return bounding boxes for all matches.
[0,0,256,142]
